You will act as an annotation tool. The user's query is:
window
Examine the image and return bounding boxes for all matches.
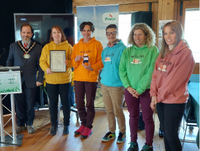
[184,9,200,62]
[74,16,78,43]
[119,14,132,46]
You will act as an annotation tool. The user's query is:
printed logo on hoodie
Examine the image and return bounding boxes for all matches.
[80,50,92,54]
[158,60,172,72]
[130,55,144,64]
[104,53,114,62]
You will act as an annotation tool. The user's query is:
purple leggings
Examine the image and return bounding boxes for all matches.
[125,89,154,146]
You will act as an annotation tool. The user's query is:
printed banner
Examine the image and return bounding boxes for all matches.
[77,5,119,48]
[0,71,22,94]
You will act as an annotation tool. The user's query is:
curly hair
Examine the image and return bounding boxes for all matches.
[128,23,156,48]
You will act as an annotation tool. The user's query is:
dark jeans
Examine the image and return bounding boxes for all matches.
[46,83,71,126]
[74,81,97,129]
[157,102,185,151]
[125,89,154,145]
[15,82,36,126]
[69,85,75,106]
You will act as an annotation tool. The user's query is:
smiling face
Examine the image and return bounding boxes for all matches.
[81,25,92,42]
[106,28,118,44]
[52,28,62,44]
[164,26,177,47]
[133,29,146,47]
[20,26,33,43]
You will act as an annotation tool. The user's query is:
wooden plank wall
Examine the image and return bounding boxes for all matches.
[193,63,199,74]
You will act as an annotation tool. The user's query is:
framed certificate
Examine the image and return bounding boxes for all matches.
[50,50,66,72]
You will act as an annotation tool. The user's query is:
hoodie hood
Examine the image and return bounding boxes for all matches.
[105,40,125,49]
[50,40,69,46]
[132,45,149,51]
[170,40,189,55]
[78,37,96,45]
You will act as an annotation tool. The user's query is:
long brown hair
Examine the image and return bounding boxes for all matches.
[49,25,66,42]
[160,21,183,58]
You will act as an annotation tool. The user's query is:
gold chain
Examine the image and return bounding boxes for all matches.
[17,41,36,54]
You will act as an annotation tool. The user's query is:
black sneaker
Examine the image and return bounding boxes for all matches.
[116,132,125,143]
[128,141,138,151]
[141,144,153,151]
[102,131,116,142]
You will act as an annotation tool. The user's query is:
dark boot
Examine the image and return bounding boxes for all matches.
[50,126,57,136]
[63,126,69,135]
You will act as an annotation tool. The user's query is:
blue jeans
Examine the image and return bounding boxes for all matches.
[157,102,185,151]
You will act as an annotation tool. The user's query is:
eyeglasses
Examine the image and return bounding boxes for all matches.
[106,31,117,36]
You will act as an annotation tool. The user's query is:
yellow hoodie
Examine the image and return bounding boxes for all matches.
[40,40,72,84]
[71,37,103,82]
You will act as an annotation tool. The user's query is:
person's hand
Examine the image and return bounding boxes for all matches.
[75,55,82,62]
[64,60,68,65]
[150,96,157,110]
[127,87,139,98]
[46,68,53,74]
[82,62,93,71]
[36,82,43,86]
[133,89,140,97]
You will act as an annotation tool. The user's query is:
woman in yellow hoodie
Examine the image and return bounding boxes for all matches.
[40,25,72,136]
[71,22,103,139]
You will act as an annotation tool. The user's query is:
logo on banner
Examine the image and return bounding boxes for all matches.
[102,13,118,23]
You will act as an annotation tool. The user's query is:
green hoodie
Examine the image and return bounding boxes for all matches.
[119,45,159,94]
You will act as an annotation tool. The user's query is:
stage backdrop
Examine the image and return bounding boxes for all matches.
[77,5,119,48]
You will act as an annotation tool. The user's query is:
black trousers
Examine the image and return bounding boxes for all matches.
[157,102,185,151]
[46,83,71,126]
[15,82,36,126]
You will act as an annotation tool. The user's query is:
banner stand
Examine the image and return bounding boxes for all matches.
[0,66,23,147]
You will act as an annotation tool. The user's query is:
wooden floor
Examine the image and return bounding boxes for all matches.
[0,108,199,151]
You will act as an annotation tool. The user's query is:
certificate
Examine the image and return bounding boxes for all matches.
[50,50,66,72]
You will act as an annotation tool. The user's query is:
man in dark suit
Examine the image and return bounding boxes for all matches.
[6,24,44,134]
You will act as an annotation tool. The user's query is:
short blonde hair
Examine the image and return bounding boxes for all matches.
[128,23,156,48]
[160,21,183,58]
